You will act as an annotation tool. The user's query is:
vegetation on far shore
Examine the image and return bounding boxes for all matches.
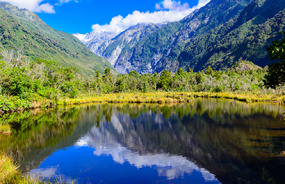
[1,55,285,114]
[0,31,284,123]
[58,91,285,106]
[0,33,283,114]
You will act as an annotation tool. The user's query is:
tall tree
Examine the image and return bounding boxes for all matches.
[158,70,172,91]
[264,32,285,88]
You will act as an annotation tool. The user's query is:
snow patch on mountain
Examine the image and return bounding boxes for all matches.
[73,33,90,43]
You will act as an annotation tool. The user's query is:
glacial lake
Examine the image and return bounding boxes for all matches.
[1,99,285,184]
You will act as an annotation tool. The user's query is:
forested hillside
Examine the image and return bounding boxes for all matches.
[0,2,116,74]
[179,0,285,71]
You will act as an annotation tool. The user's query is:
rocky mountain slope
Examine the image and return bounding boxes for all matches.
[0,2,116,74]
[100,23,164,69]
[178,0,285,71]
[77,0,251,74]
[74,23,164,71]
[114,0,252,74]
[74,31,117,55]
[77,0,285,74]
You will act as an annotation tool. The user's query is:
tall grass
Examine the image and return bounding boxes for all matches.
[0,123,11,134]
[57,92,195,106]
[0,153,75,184]
[57,92,285,106]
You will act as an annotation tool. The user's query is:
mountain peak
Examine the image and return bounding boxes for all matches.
[0,4,116,74]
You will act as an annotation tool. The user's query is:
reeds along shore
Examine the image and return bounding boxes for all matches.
[0,153,74,184]
[0,153,41,184]
[1,91,285,134]
[1,92,285,114]
[57,92,285,106]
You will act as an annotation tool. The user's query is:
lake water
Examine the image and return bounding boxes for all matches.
[1,99,285,184]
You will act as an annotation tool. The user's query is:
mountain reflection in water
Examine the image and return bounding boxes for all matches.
[76,125,217,181]
[1,98,285,184]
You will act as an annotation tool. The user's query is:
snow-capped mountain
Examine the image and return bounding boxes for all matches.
[73,31,117,54]
[74,23,163,68]
[73,0,258,74]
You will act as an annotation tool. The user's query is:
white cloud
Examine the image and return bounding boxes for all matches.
[35,2,55,13]
[155,0,188,10]
[0,0,55,13]
[58,0,78,5]
[0,0,78,13]
[29,167,77,184]
[91,0,211,35]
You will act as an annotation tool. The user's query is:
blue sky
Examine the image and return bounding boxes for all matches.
[1,0,209,34]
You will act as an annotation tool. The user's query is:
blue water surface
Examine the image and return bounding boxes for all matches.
[32,145,220,184]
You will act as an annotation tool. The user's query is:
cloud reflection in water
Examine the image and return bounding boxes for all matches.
[76,118,218,182]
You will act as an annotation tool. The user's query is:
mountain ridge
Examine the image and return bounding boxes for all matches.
[77,0,252,74]
[113,0,252,74]
[178,0,285,71]
[0,2,116,74]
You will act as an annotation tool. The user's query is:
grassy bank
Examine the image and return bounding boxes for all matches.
[1,91,285,134]
[190,92,285,103]
[0,153,72,184]
[0,124,11,134]
[0,153,39,184]
[57,92,285,106]
[1,91,285,114]
[57,92,194,105]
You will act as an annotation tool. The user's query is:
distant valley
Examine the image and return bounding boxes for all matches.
[75,0,285,74]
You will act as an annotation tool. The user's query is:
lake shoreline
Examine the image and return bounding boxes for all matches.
[1,92,285,115]
[1,92,285,134]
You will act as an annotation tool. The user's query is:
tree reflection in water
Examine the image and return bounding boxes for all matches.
[1,99,285,183]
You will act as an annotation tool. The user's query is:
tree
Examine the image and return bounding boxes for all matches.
[1,49,29,68]
[157,70,172,91]
[103,68,112,80]
[205,66,214,75]
[264,62,285,88]
[129,70,139,78]
[195,71,204,84]
[188,67,193,73]
[177,68,184,76]
[95,70,101,95]
[150,72,159,90]
[102,68,113,93]
[264,32,285,88]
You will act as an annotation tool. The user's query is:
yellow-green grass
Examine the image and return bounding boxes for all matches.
[0,153,38,184]
[57,92,195,106]
[0,153,73,184]
[189,92,285,103]
[57,92,285,106]
[0,124,11,134]
[2,92,285,115]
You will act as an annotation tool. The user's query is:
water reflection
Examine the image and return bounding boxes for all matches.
[76,126,218,181]
[0,99,285,183]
